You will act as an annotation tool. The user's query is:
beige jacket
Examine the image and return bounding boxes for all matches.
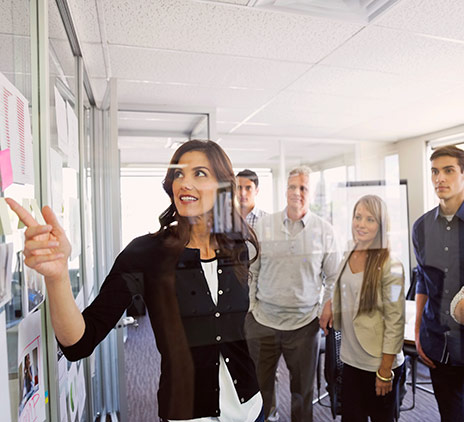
[332,244,405,358]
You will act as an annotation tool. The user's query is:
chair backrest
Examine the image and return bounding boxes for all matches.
[406,267,418,301]
[324,328,343,418]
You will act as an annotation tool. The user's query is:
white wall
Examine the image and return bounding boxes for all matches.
[354,141,393,180]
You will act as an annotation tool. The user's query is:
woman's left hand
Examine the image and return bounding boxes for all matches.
[375,376,393,396]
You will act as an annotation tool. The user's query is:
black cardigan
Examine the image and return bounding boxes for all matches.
[59,232,259,419]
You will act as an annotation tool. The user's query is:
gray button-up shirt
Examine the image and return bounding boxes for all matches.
[250,209,340,330]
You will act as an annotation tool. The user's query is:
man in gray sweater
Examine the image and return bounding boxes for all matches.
[245,166,339,422]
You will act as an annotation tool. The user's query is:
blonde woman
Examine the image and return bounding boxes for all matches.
[320,195,405,422]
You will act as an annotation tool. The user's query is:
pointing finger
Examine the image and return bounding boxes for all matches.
[5,197,38,228]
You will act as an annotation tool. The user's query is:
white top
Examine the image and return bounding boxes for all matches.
[340,265,404,371]
[451,286,464,324]
[170,259,262,422]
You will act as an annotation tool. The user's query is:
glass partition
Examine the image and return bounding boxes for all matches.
[49,0,81,299]
[1,1,36,421]
[48,1,87,421]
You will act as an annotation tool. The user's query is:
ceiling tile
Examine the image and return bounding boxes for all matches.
[322,26,464,83]
[49,0,69,41]
[102,0,362,62]
[221,137,355,167]
[111,79,277,108]
[0,0,13,34]
[118,111,205,134]
[67,0,102,43]
[81,43,107,78]
[89,78,108,105]
[201,0,250,5]
[50,39,77,79]
[0,0,30,36]
[0,35,31,75]
[230,123,338,138]
[248,109,369,130]
[331,85,464,141]
[252,90,396,122]
[108,46,311,90]
[375,0,464,42]
[217,107,256,122]
[287,64,459,102]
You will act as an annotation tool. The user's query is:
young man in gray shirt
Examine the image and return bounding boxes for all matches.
[246,166,339,422]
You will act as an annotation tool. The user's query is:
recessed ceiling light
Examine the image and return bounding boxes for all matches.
[249,0,401,23]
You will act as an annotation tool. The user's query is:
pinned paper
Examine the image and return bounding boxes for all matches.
[0,311,12,422]
[18,310,45,422]
[22,262,46,316]
[0,243,13,308]
[0,149,13,190]
[57,347,68,422]
[68,197,81,261]
[0,197,13,235]
[0,72,34,185]
[54,87,68,156]
[50,148,63,217]
[66,103,79,172]
[67,362,78,422]
[76,362,86,420]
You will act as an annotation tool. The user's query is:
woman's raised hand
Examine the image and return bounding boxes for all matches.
[6,198,71,281]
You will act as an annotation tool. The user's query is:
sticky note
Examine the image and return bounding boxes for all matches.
[0,149,13,190]
[0,197,12,235]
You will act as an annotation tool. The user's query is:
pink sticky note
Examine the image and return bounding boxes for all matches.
[0,149,13,190]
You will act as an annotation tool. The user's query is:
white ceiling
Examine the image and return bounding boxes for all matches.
[64,0,464,167]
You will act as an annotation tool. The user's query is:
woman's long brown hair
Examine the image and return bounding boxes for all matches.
[352,195,390,314]
[158,140,259,279]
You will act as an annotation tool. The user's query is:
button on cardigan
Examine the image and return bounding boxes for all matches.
[59,232,259,420]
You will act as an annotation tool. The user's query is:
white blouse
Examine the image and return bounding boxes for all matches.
[169,258,262,422]
[451,286,464,324]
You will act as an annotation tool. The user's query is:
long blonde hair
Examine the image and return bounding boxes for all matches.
[352,195,390,314]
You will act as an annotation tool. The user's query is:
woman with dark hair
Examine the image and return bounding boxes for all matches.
[320,195,405,422]
[6,140,263,422]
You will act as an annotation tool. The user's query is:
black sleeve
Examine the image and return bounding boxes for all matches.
[59,244,145,361]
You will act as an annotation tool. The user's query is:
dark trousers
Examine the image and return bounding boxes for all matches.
[245,313,320,422]
[341,363,403,422]
[430,361,464,422]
